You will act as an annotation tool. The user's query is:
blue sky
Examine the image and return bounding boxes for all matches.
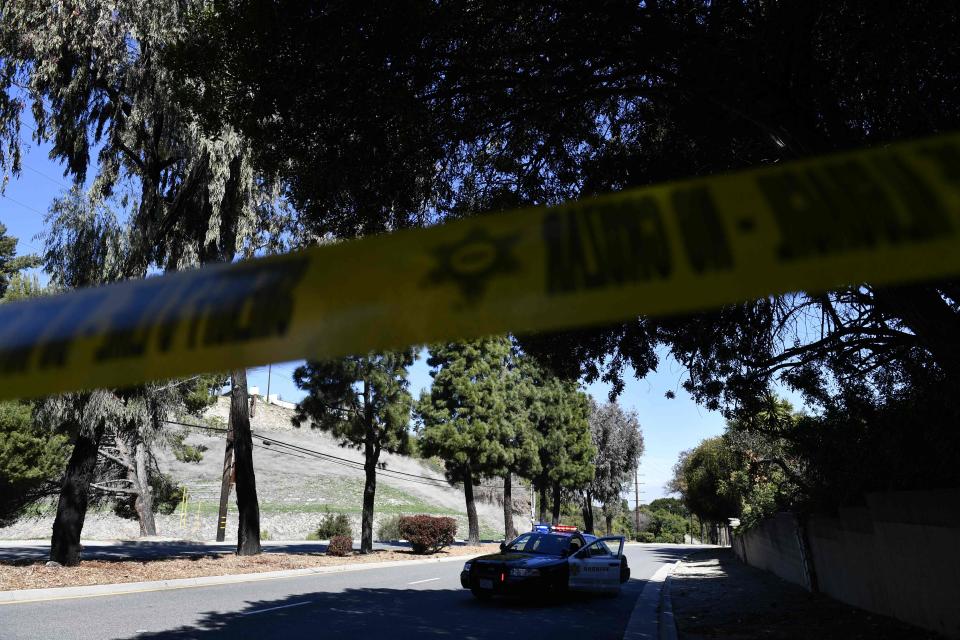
[2,130,806,503]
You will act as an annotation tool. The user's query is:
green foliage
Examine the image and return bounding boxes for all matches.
[327,535,353,556]
[177,375,228,417]
[2,273,44,301]
[588,400,643,518]
[671,437,742,523]
[169,431,207,463]
[642,508,690,543]
[376,514,404,541]
[113,472,184,520]
[0,223,40,298]
[526,370,595,494]
[0,400,69,526]
[293,351,414,455]
[260,529,271,541]
[416,337,515,481]
[636,532,656,543]
[314,510,353,540]
[647,498,689,518]
[294,350,414,552]
[151,473,186,515]
[398,515,457,554]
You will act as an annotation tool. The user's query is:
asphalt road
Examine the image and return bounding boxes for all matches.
[0,544,697,640]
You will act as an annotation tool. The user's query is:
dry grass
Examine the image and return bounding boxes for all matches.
[0,544,499,592]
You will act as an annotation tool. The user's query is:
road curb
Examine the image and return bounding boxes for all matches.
[0,553,473,605]
[622,561,674,639]
[623,548,710,640]
[658,564,680,640]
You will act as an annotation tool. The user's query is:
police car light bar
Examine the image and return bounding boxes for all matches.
[552,524,578,533]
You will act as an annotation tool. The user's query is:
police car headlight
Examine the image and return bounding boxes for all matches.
[463,562,472,572]
[509,568,540,577]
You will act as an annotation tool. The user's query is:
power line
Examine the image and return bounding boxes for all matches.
[23,163,72,189]
[1,192,47,217]
[164,419,458,488]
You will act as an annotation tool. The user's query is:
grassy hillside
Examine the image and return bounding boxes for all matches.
[159,397,528,541]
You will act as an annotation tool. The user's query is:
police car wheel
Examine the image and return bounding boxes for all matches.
[471,588,493,600]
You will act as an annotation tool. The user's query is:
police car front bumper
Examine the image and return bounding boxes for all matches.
[462,569,559,595]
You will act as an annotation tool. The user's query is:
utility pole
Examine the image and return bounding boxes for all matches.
[531,484,536,526]
[634,464,641,535]
[215,412,235,542]
[266,364,272,403]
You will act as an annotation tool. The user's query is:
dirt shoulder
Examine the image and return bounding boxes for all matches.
[670,548,943,639]
[0,544,498,592]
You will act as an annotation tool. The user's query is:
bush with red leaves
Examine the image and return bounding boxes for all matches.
[327,535,354,557]
[398,515,457,554]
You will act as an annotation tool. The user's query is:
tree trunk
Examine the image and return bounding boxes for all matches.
[537,483,548,523]
[231,369,261,556]
[360,378,378,554]
[133,441,156,536]
[502,472,514,541]
[215,410,235,542]
[582,490,595,533]
[361,454,376,554]
[50,419,105,566]
[551,482,561,525]
[605,512,614,536]
[463,465,480,546]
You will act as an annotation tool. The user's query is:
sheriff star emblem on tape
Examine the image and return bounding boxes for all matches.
[423,226,521,304]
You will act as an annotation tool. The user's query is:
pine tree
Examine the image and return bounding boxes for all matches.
[0,223,39,298]
[525,370,595,526]
[293,350,415,553]
[416,337,514,545]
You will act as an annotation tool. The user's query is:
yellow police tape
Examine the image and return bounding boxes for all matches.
[1,133,959,399]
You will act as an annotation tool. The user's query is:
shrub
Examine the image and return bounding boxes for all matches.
[260,529,271,541]
[399,515,457,554]
[314,509,352,540]
[376,514,404,541]
[327,535,353,556]
[636,531,656,543]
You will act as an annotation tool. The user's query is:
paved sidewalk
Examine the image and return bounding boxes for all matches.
[669,548,942,639]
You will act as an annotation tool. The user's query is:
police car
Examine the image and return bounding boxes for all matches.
[460,524,629,599]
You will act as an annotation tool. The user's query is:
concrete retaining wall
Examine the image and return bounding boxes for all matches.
[733,489,960,638]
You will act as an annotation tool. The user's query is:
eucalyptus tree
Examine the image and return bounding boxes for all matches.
[36,192,220,558]
[292,350,416,553]
[586,401,643,534]
[1,0,292,556]
[416,337,514,545]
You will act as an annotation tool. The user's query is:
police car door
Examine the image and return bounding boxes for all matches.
[568,537,625,593]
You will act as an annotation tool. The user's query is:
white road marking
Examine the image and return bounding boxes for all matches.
[407,577,440,585]
[241,601,311,616]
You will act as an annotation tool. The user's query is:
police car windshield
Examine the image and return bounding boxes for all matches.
[507,533,570,555]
